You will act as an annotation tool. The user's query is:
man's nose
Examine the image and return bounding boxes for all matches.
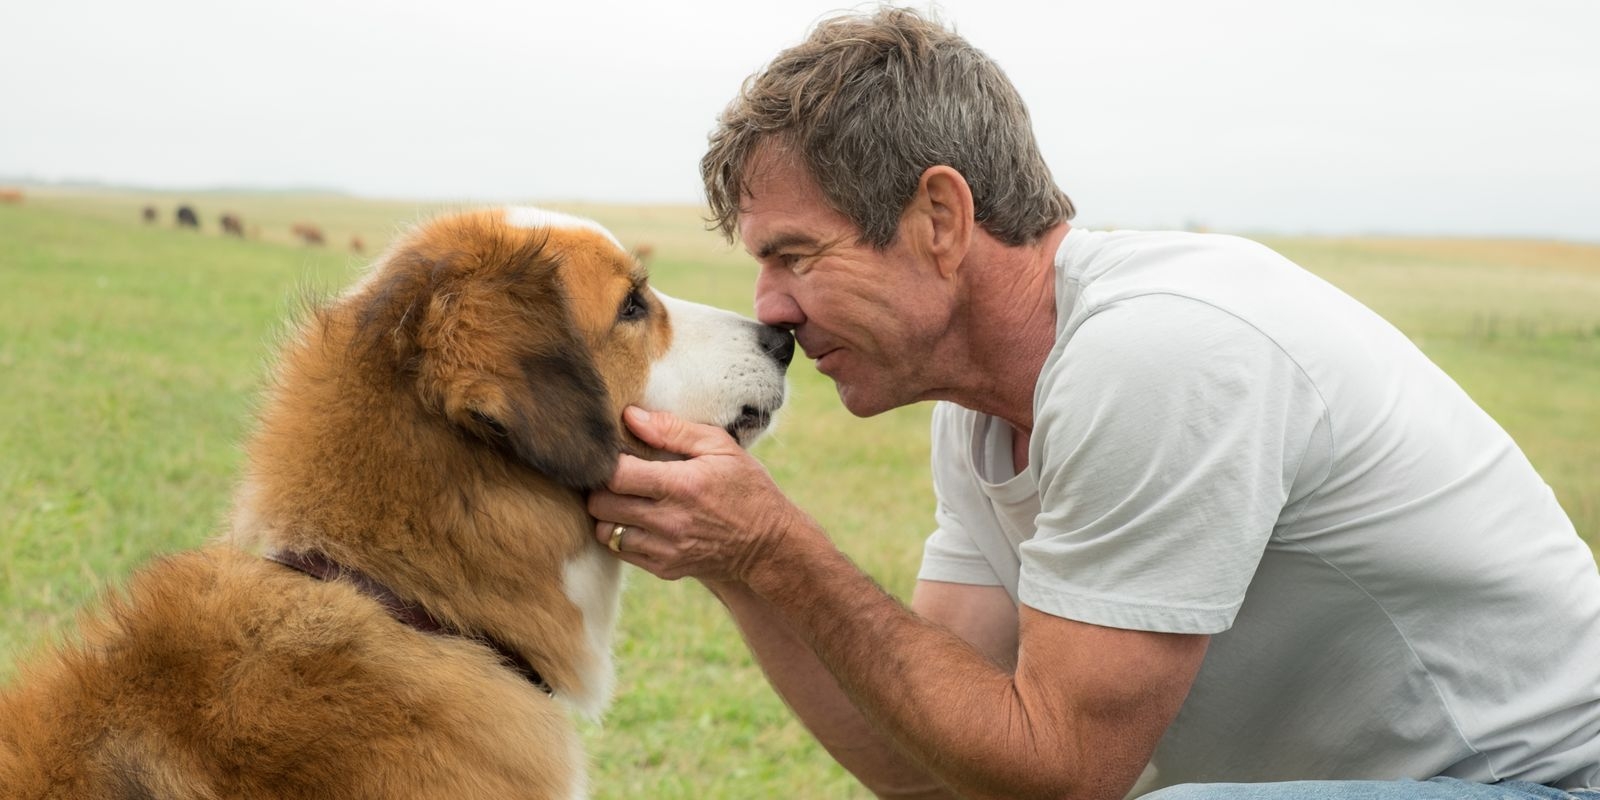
[754,267,803,329]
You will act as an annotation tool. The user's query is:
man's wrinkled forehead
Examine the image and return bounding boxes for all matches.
[736,143,857,256]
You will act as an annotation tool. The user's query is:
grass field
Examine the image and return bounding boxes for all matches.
[2,187,1597,797]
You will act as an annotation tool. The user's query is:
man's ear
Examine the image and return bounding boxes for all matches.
[915,165,975,280]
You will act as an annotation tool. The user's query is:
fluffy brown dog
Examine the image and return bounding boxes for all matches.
[0,207,792,799]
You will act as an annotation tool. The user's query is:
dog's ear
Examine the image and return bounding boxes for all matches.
[448,345,622,489]
[359,244,623,489]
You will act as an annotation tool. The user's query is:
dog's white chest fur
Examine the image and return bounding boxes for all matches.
[560,544,624,720]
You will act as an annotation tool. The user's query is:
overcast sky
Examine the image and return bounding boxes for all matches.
[3,0,1597,241]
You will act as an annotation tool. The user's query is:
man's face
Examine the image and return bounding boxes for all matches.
[739,149,955,417]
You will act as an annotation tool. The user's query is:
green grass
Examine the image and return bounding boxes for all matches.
[2,205,314,619]
[2,190,1597,797]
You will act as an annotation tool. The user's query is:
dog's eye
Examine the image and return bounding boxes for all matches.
[618,290,649,322]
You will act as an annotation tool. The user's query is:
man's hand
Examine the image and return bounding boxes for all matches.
[587,406,817,583]
[589,412,1205,800]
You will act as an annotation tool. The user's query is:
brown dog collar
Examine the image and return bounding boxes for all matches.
[266,550,554,696]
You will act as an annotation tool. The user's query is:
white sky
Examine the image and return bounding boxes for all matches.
[3,0,1597,241]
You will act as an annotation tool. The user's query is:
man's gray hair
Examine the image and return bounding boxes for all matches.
[701,6,1074,248]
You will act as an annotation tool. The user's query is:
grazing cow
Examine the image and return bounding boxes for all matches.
[290,223,325,246]
[176,206,199,229]
[0,188,23,204]
[221,213,245,238]
[349,235,365,255]
[631,243,656,264]
[142,206,158,224]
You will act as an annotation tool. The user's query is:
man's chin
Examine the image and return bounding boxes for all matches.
[834,382,898,419]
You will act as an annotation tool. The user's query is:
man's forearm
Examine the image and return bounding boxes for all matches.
[735,520,1085,800]
[703,578,956,799]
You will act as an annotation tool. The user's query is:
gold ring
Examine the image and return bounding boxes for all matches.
[608,524,629,553]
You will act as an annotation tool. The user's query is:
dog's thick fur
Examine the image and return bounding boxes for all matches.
[0,208,790,799]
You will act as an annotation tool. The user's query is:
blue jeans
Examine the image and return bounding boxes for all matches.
[1142,778,1600,800]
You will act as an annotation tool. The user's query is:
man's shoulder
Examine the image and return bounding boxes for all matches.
[1062,228,1287,287]
[1059,229,1339,338]
[1061,228,1275,268]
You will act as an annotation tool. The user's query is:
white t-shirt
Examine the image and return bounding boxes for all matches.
[919,228,1600,789]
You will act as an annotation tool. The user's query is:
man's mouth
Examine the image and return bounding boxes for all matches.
[795,331,825,360]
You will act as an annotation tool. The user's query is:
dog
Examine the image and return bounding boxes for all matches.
[0,207,793,799]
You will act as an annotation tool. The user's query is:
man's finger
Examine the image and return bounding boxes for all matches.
[590,521,675,576]
[593,521,673,560]
[613,547,667,577]
[601,453,674,500]
[587,482,661,521]
[624,406,737,458]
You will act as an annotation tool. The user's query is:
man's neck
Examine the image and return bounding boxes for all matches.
[936,223,1069,435]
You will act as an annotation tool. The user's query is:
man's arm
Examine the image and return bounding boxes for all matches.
[702,579,1019,798]
[589,409,1208,800]
[744,518,1206,800]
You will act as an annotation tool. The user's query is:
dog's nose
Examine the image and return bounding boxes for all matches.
[759,324,795,368]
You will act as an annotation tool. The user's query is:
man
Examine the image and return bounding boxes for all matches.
[588,8,1600,800]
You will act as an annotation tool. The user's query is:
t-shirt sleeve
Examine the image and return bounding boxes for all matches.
[1021,294,1324,634]
[918,403,1006,588]
[920,503,1006,587]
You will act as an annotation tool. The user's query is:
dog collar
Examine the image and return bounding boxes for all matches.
[266,550,554,696]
